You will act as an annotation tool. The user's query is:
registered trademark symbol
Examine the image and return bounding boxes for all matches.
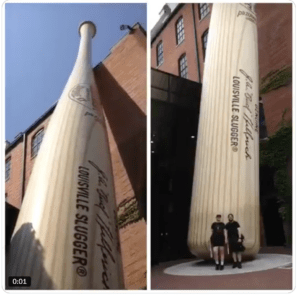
[232,147,238,152]
[77,266,87,277]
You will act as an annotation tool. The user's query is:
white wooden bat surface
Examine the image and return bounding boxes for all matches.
[7,22,124,289]
[188,4,260,259]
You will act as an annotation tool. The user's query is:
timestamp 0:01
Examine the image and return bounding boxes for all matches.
[8,276,31,287]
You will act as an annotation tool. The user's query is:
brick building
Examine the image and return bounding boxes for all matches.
[151,3,292,263]
[151,3,292,135]
[151,3,211,83]
[5,23,146,290]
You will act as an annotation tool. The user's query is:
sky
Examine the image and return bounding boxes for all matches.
[5,2,146,142]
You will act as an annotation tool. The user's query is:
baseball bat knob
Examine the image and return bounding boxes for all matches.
[78,21,97,38]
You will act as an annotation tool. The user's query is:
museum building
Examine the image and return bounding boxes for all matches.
[5,23,146,290]
[151,3,292,263]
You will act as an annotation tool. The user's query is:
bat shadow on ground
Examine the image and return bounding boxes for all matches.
[93,64,147,220]
[6,223,54,290]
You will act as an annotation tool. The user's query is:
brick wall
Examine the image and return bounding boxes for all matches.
[151,4,212,83]
[94,25,147,289]
[24,115,53,192]
[119,220,147,289]
[194,3,213,82]
[151,4,200,82]
[256,3,292,135]
[5,141,23,209]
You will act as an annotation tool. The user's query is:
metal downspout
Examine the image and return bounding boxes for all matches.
[192,3,201,83]
[21,132,27,201]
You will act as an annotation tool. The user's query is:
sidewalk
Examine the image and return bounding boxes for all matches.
[151,247,293,290]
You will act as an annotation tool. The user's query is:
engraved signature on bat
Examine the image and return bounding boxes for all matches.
[69,84,97,111]
[69,84,104,126]
[69,84,91,102]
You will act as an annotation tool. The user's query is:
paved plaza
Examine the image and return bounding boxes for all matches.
[151,247,293,290]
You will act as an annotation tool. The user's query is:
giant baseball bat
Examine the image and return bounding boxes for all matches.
[188,4,260,259]
[7,21,124,289]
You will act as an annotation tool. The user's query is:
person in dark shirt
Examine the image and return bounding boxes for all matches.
[210,214,227,270]
[225,213,243,268]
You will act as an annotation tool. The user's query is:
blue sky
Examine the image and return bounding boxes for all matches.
[5,3,146,142]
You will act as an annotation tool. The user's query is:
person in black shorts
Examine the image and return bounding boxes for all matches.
[225,213,243,268]
[210,214,227,270]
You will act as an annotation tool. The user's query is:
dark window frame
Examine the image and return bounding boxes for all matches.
[179,54,188,79]
[199,3,210,20]
[259,97,268,139]
[202,29,209,61]
[176,16,185,45]
[5,157,11,181]
[31,128,44,158]
[157,40,164,67]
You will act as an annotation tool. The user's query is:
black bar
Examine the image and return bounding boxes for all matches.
[8,276,31,287]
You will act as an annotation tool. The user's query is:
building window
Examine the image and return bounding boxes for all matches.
[157,41,164,66]
[199,3,210,20]
[32,128,44,157]
[179,54,188,79]
[259,98,268,139]
[5,158,11,181]
[202,30,209,61]
[176,17,185,45]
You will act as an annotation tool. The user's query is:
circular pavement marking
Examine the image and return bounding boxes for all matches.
[278,263,292,269]
[164,254,292,276]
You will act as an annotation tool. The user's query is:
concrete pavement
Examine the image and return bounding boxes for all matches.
[164,254,292,276]
[151,247,293,290]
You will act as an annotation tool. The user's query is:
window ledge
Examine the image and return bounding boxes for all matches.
[156,62,164,69]
[199,13,210,23]
[176,40,185,48]
[31,154,38,160]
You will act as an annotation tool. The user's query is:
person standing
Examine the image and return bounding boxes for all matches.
[210,214,227,270]
[226,213,243,268]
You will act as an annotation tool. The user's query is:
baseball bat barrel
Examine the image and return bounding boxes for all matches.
[7,21,124,289]
[188,3,260,259]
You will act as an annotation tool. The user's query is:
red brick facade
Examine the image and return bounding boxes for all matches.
[24,116,53,192]
[151,3,293,136]
[256,3,292,135]
[5,24,146,290]
[194,3,213,81]
[5,110,54,209]
[94,26,147,207]
[94,24,147,290]
[151,4,212,83]
[5,142,23,209]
